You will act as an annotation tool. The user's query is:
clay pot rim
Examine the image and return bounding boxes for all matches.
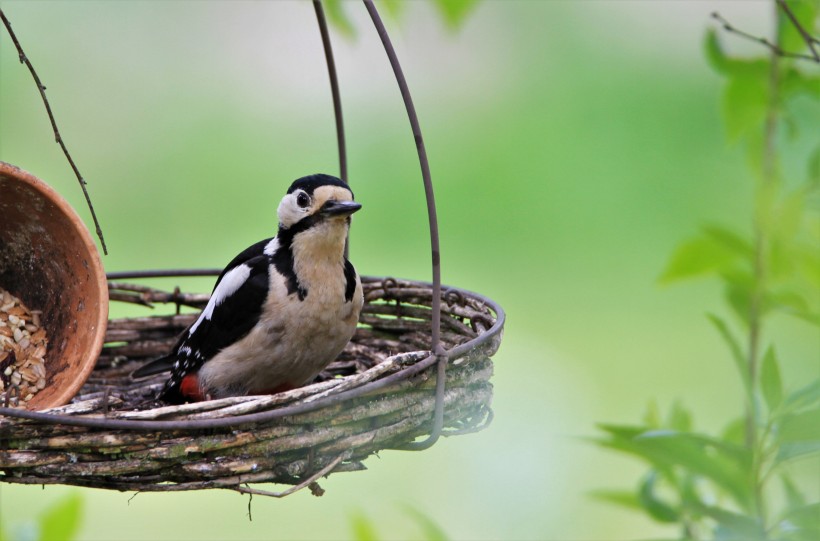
[0,160,108,409]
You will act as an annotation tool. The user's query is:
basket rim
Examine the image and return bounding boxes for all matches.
[0,270,504,432]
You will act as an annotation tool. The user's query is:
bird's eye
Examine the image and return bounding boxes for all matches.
[296,192,310,209]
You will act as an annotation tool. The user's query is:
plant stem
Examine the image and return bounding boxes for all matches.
[746,0,783,526]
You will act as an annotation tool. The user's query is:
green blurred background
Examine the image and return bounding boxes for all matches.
[0,1,816,539]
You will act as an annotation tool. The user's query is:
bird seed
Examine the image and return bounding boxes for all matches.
[0,287,48,408]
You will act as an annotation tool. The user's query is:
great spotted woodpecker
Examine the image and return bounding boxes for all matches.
[132,174,363,404]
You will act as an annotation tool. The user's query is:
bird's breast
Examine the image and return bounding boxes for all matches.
[197,261,362,398]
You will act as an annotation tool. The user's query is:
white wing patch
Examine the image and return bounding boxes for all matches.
[264,237,279,256]
[188,264,252,334]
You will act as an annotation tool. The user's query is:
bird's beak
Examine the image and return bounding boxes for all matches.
[320,200,362,217]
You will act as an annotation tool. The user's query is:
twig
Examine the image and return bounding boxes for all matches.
[442,405,494,437]
[776,0,820,62]
[302,351,427,403]
[233,453,348,498]
[711,11,820,63]
[0,9,108,254]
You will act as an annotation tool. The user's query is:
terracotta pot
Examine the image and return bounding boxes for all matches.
[0,161,108,410]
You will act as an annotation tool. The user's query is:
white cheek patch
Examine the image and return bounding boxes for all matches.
[189,264,252,334]
[277,193,308,228]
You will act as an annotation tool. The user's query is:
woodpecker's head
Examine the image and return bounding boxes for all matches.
[277,174,360,230]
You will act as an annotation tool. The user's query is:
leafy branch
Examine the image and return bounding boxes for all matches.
[710,8,820,63]
[596,2,820,539]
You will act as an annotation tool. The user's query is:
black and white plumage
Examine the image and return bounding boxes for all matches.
[132,174,363,404]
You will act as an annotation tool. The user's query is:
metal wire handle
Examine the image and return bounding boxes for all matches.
[315,0,446,449]
[360,0,446,450]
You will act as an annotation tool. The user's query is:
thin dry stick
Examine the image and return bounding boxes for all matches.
[0,9,108,254]
[233,453,348,498]
[776,0,820,62]
[711,11,820,63]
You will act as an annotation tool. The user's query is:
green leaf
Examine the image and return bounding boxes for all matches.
[323,0,356,37]
[431,0,479,28]
[721,417,746,446]
[706,314,753,400]
[643,399,662,429]
[597,426,753,510]
[792,310,820,327]
[773,189,807,244]
[778,408,820,443]
[795,246,820,293]
[702,505,766,540]
[659,235,741,283]
[350,512,380,541]
[761,346,784,412]
[776,440,820,463]
[783,502,820,531]
[705,28,730,74]
[781,473,807,509]
[773,383,820,461]
[597,423,646,439]
[768,288,811,316]
[723,274,753,326]
[784,379,820,412]
[403,507,449,541]
[38,493,83,541]
[703,225,753,258]
[778,0,820,55]
[679,474,706,517]
[722,62,770,143]
[635,430,752,468]
[666,401,692,432]
[589,489,642,512]
[782,68,820,102]
[379,0,406,21]
[808,146,820,189]
[776,502,820,541]
[639,471,680,523]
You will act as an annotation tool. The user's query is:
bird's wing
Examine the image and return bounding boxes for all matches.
[130,238,275,381]
[160,254,271,402]
[184,254,271,361]
[212,237,274,291]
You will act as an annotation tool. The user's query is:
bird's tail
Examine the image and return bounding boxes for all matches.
[131,355,175,379]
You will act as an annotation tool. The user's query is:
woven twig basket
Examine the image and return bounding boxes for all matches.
[0,273,503,495]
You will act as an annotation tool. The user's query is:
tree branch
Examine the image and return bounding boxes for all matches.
[711,11,820,63]
[776,0,820,62]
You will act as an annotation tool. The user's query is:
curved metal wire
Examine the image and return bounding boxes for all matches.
[362,0,446,451]
[313,0,347,184]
